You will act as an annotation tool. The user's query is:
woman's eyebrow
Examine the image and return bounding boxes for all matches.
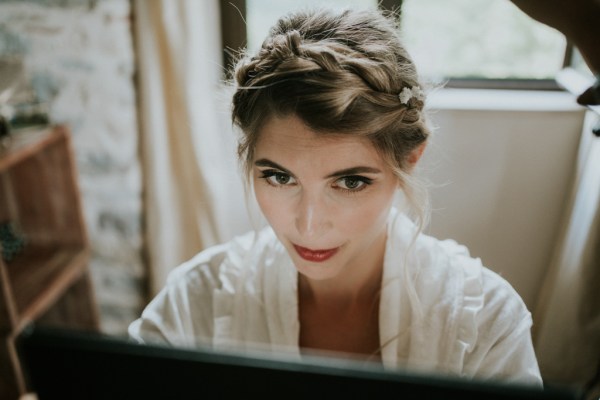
[254,159,293,175]
[325,166,381,179]
[254,159,380,178]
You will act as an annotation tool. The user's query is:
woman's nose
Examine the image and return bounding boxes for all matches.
[295,192,331,239]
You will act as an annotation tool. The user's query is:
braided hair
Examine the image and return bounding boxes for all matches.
[232,8,430,227]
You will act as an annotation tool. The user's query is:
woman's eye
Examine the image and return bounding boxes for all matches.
[261,170,296,186]
[335,176,371,191]
[271,173,291,185]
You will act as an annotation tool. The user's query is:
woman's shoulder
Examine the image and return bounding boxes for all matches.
[428,235,529,317]
[421,234,530,319]
[387,211,531,335]
[412,225,533,354]
[128,226,282,346]
[431,239,539,382]
[164,226,279,290]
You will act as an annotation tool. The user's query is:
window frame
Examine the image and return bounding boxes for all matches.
[219,0,574,91]
[220,0,247,80]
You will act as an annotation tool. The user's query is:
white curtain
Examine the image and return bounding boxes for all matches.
[533,110,600,387]
[134,0,252,296]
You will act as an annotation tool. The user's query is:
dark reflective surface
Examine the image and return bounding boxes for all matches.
[17,325,582,400]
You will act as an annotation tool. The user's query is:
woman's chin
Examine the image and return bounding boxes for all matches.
[292,257,343,282]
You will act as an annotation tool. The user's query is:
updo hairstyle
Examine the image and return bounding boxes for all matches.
[231,8,431,224]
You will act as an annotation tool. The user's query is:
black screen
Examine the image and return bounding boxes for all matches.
[17,325,581,400]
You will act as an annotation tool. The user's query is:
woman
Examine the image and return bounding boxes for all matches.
[129,8,542,385]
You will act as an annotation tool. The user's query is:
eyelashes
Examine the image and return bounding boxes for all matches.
[334,176,373,192]
[260,169,297,186]
[258,169,373,193]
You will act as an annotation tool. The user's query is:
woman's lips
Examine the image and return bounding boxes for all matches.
[293,244,339,262]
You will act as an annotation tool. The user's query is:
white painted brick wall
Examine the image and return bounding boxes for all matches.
[0,0,145,335]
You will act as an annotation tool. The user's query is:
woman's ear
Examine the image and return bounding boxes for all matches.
[407,142,427,167]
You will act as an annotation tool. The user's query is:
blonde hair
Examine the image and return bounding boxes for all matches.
[232,7,431,229]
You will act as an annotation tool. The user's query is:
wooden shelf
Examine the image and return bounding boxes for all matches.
[0,126,86,247]
[0,127,66,171]
[5,244,89,332]
[0,126,99,400]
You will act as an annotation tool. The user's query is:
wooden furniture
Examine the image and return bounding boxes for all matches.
[0,125,99,400]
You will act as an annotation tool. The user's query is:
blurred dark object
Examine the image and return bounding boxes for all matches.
[6,101,50,131]
[509,0,600,134]
[0,221,27,263]
[509,0,600,74]
[0,115,9,138]
[577,76,600,106]
[577,75,600,136]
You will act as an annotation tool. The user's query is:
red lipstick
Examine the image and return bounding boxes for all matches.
[293,245,339,262]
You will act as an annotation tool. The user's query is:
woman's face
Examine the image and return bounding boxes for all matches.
[252,114,400,283]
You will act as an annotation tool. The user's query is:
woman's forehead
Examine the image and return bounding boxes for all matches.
[254,115,382,162]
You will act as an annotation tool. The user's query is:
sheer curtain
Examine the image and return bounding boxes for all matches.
[133,0,251,296]
[533,110,600,387]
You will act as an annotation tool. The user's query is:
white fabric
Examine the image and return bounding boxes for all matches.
[134,0,243,296]
[129,210,542,385]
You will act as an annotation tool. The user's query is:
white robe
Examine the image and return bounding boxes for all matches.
[129,210,542,385]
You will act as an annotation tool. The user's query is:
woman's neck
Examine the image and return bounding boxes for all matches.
[297,231,386,359]
[298,230,387,311]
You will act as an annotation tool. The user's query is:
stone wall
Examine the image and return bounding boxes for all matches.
[0,0,145,335]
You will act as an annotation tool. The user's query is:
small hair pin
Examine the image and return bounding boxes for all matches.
[398,86,425,105]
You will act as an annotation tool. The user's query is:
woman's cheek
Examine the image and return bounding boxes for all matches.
[337,189,394,233]
[255,185,290,229]
[254,183,272,216]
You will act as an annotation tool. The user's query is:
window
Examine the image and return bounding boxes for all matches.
[221,0,573,89]
[401,0,566,82]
